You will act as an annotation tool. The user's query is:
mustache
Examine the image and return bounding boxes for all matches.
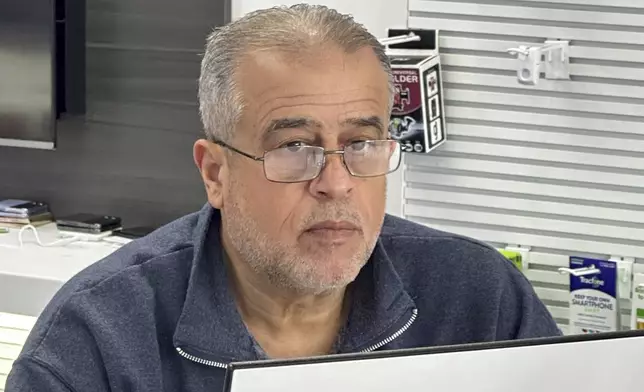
[300,204,362,229]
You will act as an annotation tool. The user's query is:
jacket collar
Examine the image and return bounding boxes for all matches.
[173,204,416,363]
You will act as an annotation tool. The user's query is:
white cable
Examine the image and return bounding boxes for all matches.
[20,225,81,247]
[0,225,80,249]
[0,225,128,251]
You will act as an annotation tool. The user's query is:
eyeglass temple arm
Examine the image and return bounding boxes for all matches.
[213,140,265,161]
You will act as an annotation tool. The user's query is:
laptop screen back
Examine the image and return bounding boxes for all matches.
[225,332,643,392]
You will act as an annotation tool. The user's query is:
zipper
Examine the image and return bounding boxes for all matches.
[176,308,418,364]
[176,347,227,369]
[359,308,418,353]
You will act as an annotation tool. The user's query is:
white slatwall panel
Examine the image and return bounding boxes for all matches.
[405,0,644,258]
[0,313,35,391]
[405,0,644,334]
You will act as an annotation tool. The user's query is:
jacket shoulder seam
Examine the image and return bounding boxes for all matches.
[75,244,193,294]
[12,355,78,392]
[29,245,193,357]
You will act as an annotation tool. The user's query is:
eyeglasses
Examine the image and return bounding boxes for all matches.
[212,139,402,183]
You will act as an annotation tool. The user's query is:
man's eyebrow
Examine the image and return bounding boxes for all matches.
[341,116,385,135]
[263,117,322,135]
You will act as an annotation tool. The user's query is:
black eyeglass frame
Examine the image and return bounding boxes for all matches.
[211,139,402,183]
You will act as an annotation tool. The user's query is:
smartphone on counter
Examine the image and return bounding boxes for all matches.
[56,213,122,233]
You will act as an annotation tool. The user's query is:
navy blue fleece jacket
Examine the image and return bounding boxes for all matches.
[6,204,560,391]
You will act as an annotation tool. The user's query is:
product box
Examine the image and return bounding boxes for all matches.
[497,249,523,270]
[568,257,619,334]
[385,29,446,154]
[631,273,644,330]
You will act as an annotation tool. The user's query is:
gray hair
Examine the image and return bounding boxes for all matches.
[198,4,393,142]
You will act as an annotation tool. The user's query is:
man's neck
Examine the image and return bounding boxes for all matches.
[222,241,350,358]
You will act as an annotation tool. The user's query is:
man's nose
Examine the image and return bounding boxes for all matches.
[309,153,355,200]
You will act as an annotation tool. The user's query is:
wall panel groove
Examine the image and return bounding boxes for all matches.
[406,0,644,264]
[407,1,644,332]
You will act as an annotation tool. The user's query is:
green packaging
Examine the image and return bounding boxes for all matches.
[498,249,523,270]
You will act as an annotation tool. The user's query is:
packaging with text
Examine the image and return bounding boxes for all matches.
[568,257,619,334]
[386,29,446,154]
[631,273,644,330]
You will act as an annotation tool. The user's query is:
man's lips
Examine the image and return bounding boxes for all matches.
[303,220,361,243]
[305,220,361,232]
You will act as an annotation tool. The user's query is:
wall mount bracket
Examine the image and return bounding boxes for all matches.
[506,40,570,85]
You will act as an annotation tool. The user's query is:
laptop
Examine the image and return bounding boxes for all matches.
[223,330,644,392]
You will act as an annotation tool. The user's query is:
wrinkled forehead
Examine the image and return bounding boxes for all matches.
[234,46,391,143]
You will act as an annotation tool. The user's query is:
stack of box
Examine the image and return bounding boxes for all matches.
[0,199,53,229]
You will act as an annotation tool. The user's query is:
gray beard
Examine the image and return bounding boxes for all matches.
[222,195,380,296]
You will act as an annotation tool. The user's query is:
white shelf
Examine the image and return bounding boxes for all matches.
[0,312,36,391]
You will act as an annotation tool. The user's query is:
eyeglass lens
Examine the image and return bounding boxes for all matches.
[263,145,324,182]
[263,140,401,182]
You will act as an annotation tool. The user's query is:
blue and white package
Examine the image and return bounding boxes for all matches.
[568,257,619,334]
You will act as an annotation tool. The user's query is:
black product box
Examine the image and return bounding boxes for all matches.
[385,29,446,153]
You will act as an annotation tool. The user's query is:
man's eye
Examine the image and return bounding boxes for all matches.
[349,140,369,151]
[281,141,309,152]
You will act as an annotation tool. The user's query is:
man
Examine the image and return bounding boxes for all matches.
[7,4,560,391]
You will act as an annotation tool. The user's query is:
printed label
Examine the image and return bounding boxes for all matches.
[422,65,444,149]
[390,67,426,153]
[391,69,422,116]
[425,70,439,97]
[631,273,644,330]
[429,119,443,146]
[568,257,619,334]
[428,95,440,120]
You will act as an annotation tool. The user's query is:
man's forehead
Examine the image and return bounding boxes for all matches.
[234,46,389,138]
[236,46,388,99]
[242,44,380,70]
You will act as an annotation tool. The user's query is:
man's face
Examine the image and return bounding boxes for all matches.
[219,45,391,295]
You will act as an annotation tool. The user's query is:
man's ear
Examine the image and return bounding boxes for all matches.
[194,139,226,209]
